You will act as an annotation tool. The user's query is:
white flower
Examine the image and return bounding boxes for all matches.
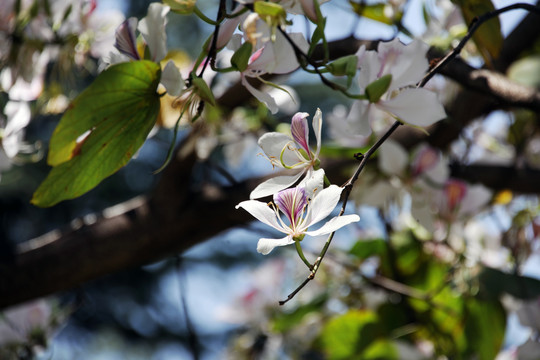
[236,179,360,255]
[108,3,183,96]
[347,38,446,135]
[227,14,309,114]
[250,109,322,199]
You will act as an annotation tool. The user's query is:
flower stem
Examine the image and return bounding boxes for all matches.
[295,240,313,270]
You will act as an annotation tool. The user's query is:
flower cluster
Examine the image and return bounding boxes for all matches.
[236,110,360,256]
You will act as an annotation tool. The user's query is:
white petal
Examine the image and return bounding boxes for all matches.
[160,60,183,96]
[378,88,446,127]
[138,3,169,62]
[357,50,381,89]
[302,168,325,197]
[258,132,298,167]
[306,185,343,226]
[385,39,429,90]
[215,13,244,49]
[242,76,279,114]
[305,214,360,236]
[346,100,373,136]
[378,139,407,176]
[236,200,284,232]
[313,108,322,157]
[257,235,294,255]
[249,172,304,199]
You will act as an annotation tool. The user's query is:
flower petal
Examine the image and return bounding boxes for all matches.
[291,112,310,154]
[236,200,284,232]
[313,108,322,157]
[306,185,343,227]
[258,132,298,167]
[138,3,169,62]
[257,235,294,255]
[160,60,183,96]
[305,214,360,236]
[241,76,279,114]
[114,18,139,60]
[379,139,407,176]
[249,172,304,199]
[346,100,373,136]
[274,187,307,225]
[379,38,429,90]
[378,88,446,127]
[302,168,325,197]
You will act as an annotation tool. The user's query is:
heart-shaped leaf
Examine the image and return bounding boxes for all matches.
[32,60,161,207]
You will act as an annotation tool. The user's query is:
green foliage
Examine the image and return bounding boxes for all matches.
[344,231,509,358]
[452,0,503,64]
[163,0,196,15]
[478,266,540,300]
[349,2,402,25]
[32,61,161,207]
[271,293,328,332]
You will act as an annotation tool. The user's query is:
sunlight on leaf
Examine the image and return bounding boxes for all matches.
[32,61,161,207]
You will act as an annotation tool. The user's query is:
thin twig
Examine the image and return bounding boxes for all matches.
[420,3,540,87]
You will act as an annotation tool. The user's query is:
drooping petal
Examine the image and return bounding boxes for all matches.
[114,18,140,60]
[305,214,360,236]
[236,200,285,232]
[346,100,373,136]
[160,60,183,96]
[312,108,322,157]
[247,32,308,75]
[378,139,407,176]
[241,75,279,114]
[138,3,169,62]
[291,112,310,154]
[377,88,446,127]
[214,11,244,49]
[274,187,307,225]
[250,172,304,199]
[258,131,298,167]
[305,185,343,227]
[257,235,294,255]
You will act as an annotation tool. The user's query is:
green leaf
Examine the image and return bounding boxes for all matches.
[464,297,506,360]
[349,2,402,25]
[318,310,381,359]
[350,239,387,261]
[32,61,161,207]
[230,42,253,72]
[254,1,286,19]
[163,0,196,15]
[453,0,502,64]
[478,266,540,300]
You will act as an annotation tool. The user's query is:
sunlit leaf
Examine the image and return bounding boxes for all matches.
[453,0,502,64]
[349,2,401,25]
[318,310,381,359]
[464,297,506,360]
[32,61,161,207]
